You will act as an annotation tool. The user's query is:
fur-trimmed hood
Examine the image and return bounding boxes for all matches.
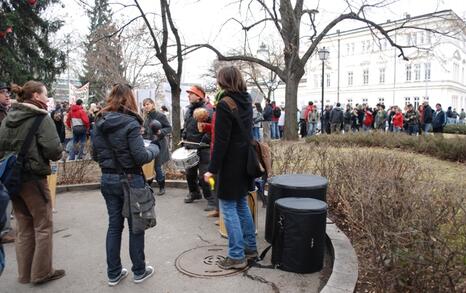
[4,102,48,129]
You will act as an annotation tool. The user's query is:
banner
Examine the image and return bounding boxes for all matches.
[69,83,89,105]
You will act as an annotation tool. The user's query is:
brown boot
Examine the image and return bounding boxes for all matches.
[207,210,219,217]
[0,233,15,244]
[33,269,66,285]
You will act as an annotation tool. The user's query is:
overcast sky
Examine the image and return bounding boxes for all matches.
[56,0,466,84]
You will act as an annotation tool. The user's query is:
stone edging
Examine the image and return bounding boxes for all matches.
[56,181,358,292]
[321,219,359,293]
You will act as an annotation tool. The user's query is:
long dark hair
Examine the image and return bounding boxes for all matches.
[10,81,45,102]
[217,66,247,93]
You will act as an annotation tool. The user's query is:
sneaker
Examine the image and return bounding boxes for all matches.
[184,192,201,203]
[33,269,66,285]
[133,266,155,284]
[245,249,258,260]
[217,257,247,270]
[108,268,129,286]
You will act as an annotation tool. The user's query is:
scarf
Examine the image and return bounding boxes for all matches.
[25,99,48,111]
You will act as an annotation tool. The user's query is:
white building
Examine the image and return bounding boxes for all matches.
[274,10,466,111]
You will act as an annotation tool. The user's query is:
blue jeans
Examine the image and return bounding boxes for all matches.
[69,126,87,160]
[155,160,165,183]
[252,127,261,141]
[408,124,419,135]
[101,173,146,279]
[307,123,317,136]
[423,123,432,135]
[219,196,257,260]
[271,122,279,139]
[0,185,10,275]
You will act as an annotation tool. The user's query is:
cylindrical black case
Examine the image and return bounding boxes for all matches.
[265,174,327,243]
[271,197,327,274]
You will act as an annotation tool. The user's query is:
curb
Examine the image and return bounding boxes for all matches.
[321,219,359,293]
[56,181,358,292]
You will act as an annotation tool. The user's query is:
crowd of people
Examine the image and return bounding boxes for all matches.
[0,66,259,286]
[250,98,465,140]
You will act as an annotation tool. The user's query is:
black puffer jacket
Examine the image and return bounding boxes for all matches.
[92,110,159,171]
[143,110,171,165]
[182,101,212,146]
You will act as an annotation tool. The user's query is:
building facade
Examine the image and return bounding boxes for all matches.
[273,10,466,111]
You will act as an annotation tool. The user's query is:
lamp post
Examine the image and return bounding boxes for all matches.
[318,47,329,134]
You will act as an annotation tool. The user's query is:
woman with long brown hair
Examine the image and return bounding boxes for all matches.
[92,84,159,286]
[204,66,257,269]
[0,81,64,284]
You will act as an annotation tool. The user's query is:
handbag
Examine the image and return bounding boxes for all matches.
[102,134,156,233]
[222,97,272,178]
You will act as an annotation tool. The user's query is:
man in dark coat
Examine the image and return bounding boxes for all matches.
[182,85,215,211]
[142,99,172,195]
[432,103,446,135]
[329,103,344,133]
[422,101,433,134]
[0,81,11,124]
[262,99,273,141]
[51,103,65,144]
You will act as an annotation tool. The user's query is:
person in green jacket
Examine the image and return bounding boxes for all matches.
[0,80,64,285]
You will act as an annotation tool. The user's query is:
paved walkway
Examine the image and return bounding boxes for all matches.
[2,188,325,293]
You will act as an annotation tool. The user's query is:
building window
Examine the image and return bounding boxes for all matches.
[419,32,425,44]
[379,68,386,84]
[326,73,331,87]
[314,74,319,88]
[424,63,431,80]
[351,43,355,55]
[414,64,421,81]
[362,41,366,53]
[378,97,385,104]
[423,96,429,102]
[347,98,353,106]
[404,97,411,106]
[363,69,369,85]
[348,72,353,86]
[414,97,420,109]
[453,63,460,81]
[406,64,412,81]
[362,98,368,104]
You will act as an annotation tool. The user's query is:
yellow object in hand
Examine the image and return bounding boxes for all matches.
[208,178,215,190]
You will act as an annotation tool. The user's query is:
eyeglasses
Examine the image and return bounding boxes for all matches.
[113,83,133,90]
[0,89,10,96]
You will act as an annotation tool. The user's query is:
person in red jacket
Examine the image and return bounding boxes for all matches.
[65,99,90,160]
[392,106,404,132]
[362,107,373,132]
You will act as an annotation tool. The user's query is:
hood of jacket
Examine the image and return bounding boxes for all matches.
[222,91,252,110]
[4,102,48,128]
[96,111,141,134]
[70,104,84,114]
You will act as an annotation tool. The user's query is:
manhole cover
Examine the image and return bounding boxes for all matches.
[175,245,249,278]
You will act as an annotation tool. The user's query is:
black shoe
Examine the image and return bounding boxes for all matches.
[108,268,129,286]
[33,269,66,285]
[184,192,201,203]
[157,180,165,196]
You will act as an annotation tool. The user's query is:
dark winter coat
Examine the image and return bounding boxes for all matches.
[92,110,158,171]
[143,110,172,165]
[423,105,433,124]
[51,108,65,143]
[0,103,62,179]
[0,104,7,124]
[432,110,446,129]
[208,91,255,200]
[329,107,344,124]
[262,103,273,121]
[182,101,212,146]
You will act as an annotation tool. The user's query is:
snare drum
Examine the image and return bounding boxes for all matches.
[171,147,199,170]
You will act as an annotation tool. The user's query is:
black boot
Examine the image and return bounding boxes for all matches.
[184,191,201,203]
[157,180,165,196]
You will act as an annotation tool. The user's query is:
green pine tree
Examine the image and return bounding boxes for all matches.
[80,0,126,104]
[0,0,66,88]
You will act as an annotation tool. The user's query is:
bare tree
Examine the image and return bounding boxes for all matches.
[188,0,463,140]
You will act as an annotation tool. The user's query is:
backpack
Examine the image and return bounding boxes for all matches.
[223,97,272,178]
[273,107,281,118]
[0,115,45,199]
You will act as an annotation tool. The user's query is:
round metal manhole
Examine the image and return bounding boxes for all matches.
[175,245,249,278]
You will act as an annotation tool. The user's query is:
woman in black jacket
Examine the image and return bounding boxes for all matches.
[92,84,159,286]
[204,66,257,270]
[142,98,172,195]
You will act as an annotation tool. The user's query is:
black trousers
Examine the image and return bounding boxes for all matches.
[186,148,212,199]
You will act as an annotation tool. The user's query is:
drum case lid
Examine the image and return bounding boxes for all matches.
[275,197,327,213]
[269,174,328,190]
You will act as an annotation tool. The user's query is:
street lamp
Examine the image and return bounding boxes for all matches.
[318,47,329,134]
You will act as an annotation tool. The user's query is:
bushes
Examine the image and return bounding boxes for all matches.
[271,143,466,292]
[444,123,466,134]
[305,132,466,162]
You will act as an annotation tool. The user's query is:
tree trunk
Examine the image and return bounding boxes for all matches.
[170,85,181,149]
[283,76,299,140]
